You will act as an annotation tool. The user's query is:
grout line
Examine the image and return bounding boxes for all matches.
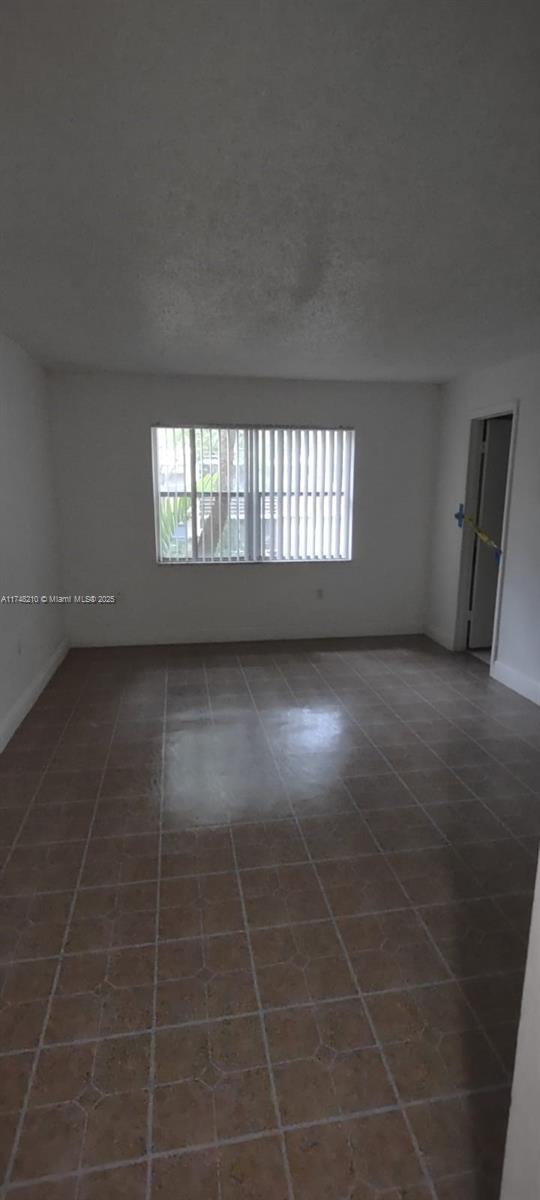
[0,676,125,1198]
[0,819,527,861]
[1,859,534,902]
[363,834,519,1080]
[203,659,296,1200]
[1,888,529,971]
[326,651,530,1079]
[360,654,534,796]
[321,663,523,1054]
[327,654,534,877]
[4,1078,512,1194]
[238,659,440,1200]
[347,807,515,1082]
[273,647,535,1182]
[0,683,91,884]
[361,667,540,933]
[2,640,535,1199]
[361,670,538,873]
[145,667,167,1200]
[408,900,513,1080]
[0,963,525,1059]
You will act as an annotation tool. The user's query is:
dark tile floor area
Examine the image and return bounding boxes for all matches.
[1,635,539,1199]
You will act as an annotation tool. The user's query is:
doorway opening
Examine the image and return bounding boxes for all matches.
[456,412,514,666]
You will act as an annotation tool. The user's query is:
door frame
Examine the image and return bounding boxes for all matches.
[454,399,520,663]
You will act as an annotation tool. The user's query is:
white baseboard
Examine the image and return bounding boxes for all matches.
[491,659,540,707]
[0,639,69,752]
[70,622,425,647]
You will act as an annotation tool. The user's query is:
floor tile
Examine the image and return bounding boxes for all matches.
[100,765,162,800]
[82,834,159,887]
[0,1051,33,1113]
[434,1172,502,1200]
[232,821,306,868]
[275,1044,392,1123]
[493,891,533,938]
[458,840,537,897]
[425,916,527,979]
[363,807,445,851]
[0,637,531,1199]
[252,921,354,1006]
[382,743,443,772]
[286,1110,425,1198]
[30,1041,96,1106]
[456,758,533,798]
[161,828,234,875]
[156,978,207,1026]
[408,1090,510,1183]
[0,1112,19,1177]
[14,1103,85,1179]
[0,773,42,807]
[153,1079,214,1150]
[210,1013,267,1070]
[206,966,258,1019]
[155,1023,209,1084]
[219,1137,290,1200]
[93,1032,151,1092]
[317,854,409,916]
[214,1066,276,1138]
[19,803,94,846]
[387,847,484,904]
[92,795,160,837]
[1,843,85,897]
[299,814,378,859]
[484,1020,519,1074]
[385,1029,502,1101]
[83,1089,148,1165]
[339,909,449,990]
[288,780,357,816]
[459,971,525,1026]
[35,770,103,805]
[344,772,415,810]
[49,967,155,1041]
[265,997,373,1063]
[151,1149,219,1199]
[79,1163,147,1199]
[0,997,48,1052]
[398,768,473,804]
[241,863,327,927]
[483,793,540,837]
[13,1181,78,1200]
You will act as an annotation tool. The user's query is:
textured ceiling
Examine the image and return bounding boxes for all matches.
[1,0,540,381]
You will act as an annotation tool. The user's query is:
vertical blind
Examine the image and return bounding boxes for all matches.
[152,426,355,564]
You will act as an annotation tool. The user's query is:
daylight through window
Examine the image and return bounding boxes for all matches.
[152,426,355,564]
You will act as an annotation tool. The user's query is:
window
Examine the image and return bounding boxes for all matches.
[152,426,355,564]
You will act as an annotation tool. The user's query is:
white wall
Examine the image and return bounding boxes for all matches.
[48,369,439,646]
[427,353,540,704]
[436,356,540,1200]
[500,854,540,1200]
[0,335,66,749]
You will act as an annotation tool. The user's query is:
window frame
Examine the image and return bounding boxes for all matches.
[151,424,355,566]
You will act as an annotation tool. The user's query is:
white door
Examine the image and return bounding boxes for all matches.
[468,415,512,650]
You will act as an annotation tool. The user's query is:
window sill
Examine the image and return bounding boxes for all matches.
[155,558,354,567]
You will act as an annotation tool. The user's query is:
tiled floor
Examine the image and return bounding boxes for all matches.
[1,636,539,1199]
